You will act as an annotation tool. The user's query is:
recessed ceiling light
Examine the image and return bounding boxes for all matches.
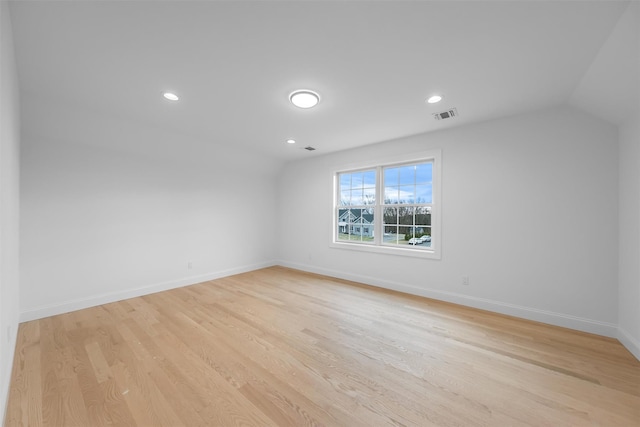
[289,90,320,109]
[426,95,443,104]
[163,92,179,101]
[286,139,296,144]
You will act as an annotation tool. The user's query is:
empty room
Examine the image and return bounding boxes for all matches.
[1,0,639,426]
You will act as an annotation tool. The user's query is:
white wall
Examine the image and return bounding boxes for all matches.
[0,1,21,423]
[278,106,619,336]
[19,94,280,320]
[615,0,640,366]
[618,113,640,360]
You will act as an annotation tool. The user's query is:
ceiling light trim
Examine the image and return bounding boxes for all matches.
[289,89,320,109]
[163,92,179,101]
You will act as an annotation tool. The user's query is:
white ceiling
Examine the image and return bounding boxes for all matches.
[569,1,639,125]
[8,1,637,162]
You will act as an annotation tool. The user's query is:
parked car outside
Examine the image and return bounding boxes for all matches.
[408,237,421,245]
[420,235,431,243]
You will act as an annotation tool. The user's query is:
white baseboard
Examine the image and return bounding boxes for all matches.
[19,261,277,323]
[278,260,619,338]
[18,259,625,345]
[617,327,640,361]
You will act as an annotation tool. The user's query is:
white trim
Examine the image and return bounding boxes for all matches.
[617,327,640,362]
[329,241,437,258]
[331,149,442,172]
[278,260,619,338]
[19,261,277,322]
[15,260,633,358]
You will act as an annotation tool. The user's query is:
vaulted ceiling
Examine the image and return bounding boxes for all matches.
[9,1,638,162]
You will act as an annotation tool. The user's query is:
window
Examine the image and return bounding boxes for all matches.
[337,169,376,243]
[332,150,441,259]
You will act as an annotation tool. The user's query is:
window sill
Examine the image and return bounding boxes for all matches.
[329,241,441,259]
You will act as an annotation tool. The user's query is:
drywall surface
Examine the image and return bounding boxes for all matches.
[278,106,619,336]
[618,114,640,360]
[569,1,639,125]
[20,94,280,320]
[0,1,21,423]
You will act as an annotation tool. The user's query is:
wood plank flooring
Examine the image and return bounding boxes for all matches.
[5,266,640,426]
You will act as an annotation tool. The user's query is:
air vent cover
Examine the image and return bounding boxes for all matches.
[304,146,316,151]
[433,108,458,120]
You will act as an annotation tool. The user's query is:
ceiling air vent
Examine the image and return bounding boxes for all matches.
[433,108,458,121]
[304,146,316,151]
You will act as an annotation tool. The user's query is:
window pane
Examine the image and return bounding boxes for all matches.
[384,186,399,204]
[363,170,376,188]
[363,187,375,205]
[337,208,350,240]
[337,207,374,243]
[337,232,351,241]
[351,172,364,188]
[399,165,415,185]
[415,206,432,226]
[384,167,399,187]
[383,227,400,245]
[360,207,374,225]
[421,227,433,248]
[353,208,363,224]
[398,226,413,242]
[416,163,432,184]
[339,190,350,206]
[346,208,356,224]
[383,207,398,225]
[416,184,432,203]
[340,173,351,192]
[340,169,376,208]
[398,207,414,225]
[399,185,415,203]
[351,189,363,205]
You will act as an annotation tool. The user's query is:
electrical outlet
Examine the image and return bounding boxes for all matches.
[187,261,193,270]
[462,276,470,286]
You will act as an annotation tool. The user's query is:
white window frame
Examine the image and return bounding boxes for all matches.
[330,149,441,260]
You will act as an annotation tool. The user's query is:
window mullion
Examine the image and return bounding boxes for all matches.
[374,166,382,246]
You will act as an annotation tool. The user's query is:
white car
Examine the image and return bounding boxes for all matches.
[420,235,431,243]
[408,237,421,245]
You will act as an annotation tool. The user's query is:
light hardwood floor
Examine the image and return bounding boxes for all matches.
[5,266,640,426]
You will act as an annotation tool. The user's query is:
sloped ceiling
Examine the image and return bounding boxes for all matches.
[569,2,639,125]
[9,1,636,162]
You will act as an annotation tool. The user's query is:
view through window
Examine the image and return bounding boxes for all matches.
[334,152,439,258]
